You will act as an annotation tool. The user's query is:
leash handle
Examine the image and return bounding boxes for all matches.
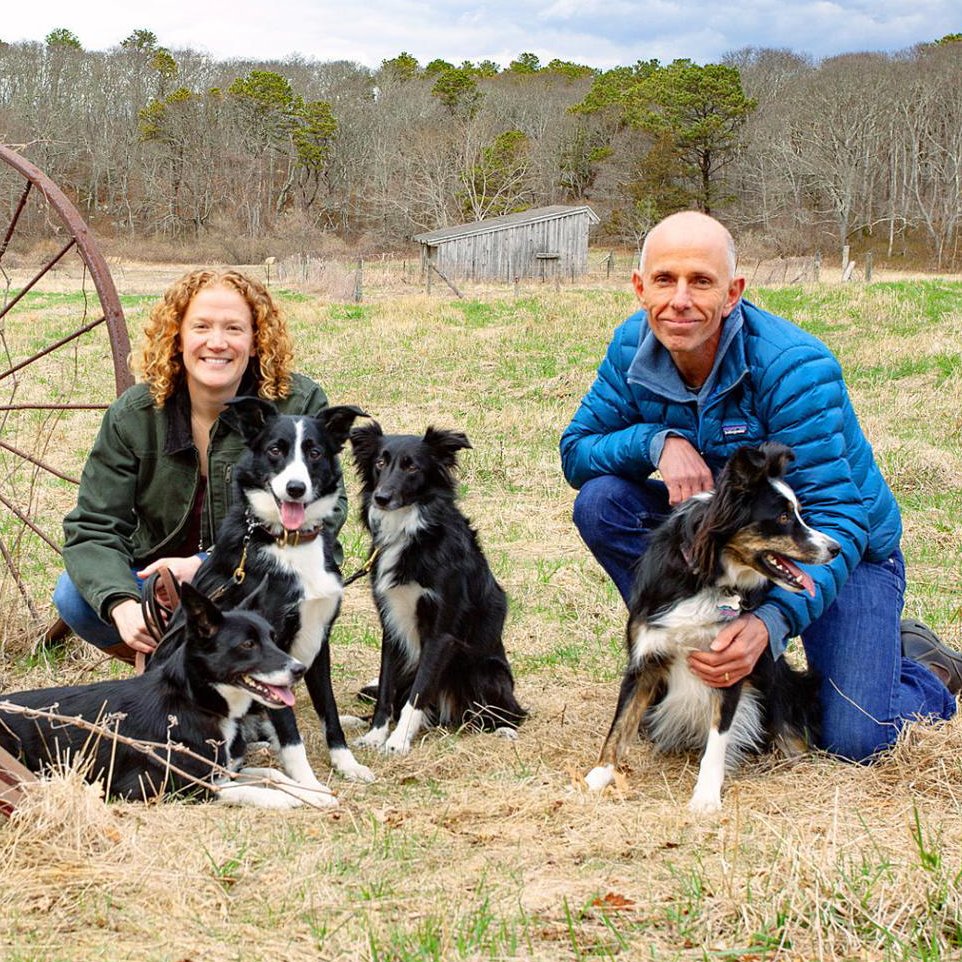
[140,566,182,663]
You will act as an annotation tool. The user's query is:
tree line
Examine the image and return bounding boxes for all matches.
[1,29,960,267]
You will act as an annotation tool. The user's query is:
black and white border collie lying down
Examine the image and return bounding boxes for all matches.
[349,422,526,755]
[0,583,325,808]
[157,397,374,800]
[585,443,840,813]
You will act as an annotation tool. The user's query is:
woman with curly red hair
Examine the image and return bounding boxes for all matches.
[53,269,345,664]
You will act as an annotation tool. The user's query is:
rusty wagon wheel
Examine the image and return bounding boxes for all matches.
[0,144,133,649]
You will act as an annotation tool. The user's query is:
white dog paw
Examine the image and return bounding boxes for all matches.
[356,724,390,750]
[381,733,412,755]
[329,748,376,783]
[494,726,518,741]
[584,764,616,792]
[339,714,367,730]
[687,790,722,814]
[217,769,338,810]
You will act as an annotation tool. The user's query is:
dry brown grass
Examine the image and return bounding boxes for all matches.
[0,265,960,960]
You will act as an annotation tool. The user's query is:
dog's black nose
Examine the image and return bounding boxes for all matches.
[290,660,306,681]
[374,491,391,508]
[286,480,306,499]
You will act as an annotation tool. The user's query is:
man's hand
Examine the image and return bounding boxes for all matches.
[110,598,157,654]
[688,614,769,687]
[659,436,713,506]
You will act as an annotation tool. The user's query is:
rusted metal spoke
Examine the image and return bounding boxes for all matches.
[0,491,62,554]
[0,534,41,622]
[0,181,32,260]
[0,438,80,484]
[0,239,77,323]
[0,403,110,412]
[0,314,106,384]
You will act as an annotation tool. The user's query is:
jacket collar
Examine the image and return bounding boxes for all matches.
[626,300,747,402]
[163,365,260,455]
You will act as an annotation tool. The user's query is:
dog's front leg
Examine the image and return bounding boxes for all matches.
[304,643,376,782]
[356,633,401,750]
[585,662,661,791]
[689,682,742,814]
[382,632,458,755]
[268,704,335,790]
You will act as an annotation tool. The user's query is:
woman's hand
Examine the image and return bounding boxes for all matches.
[137,555,204,605]
[110,598,157,653]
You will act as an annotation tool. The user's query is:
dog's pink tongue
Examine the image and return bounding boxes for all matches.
[778,556,817,597]
[266,684,295,707]
[280,501,306,531]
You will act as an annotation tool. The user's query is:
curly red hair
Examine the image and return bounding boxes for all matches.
[135,269,293,405]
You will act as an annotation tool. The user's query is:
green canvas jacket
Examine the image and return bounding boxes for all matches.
[62,372,347,621]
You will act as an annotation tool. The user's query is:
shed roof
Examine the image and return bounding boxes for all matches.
[414,204,599,245]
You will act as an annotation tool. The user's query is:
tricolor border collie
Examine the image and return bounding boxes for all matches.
[585,443,840,813]
[0,583,324,808]
[349,422,526,755]
[160,397,374,799]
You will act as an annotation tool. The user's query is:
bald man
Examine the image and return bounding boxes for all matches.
[561,211,959,761]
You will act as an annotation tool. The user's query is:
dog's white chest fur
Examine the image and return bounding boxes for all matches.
[630,588,740,663]
[629,588,762,759]
[370,504,434,667]
[266,539,342,665]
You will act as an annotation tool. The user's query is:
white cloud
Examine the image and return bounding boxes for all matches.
[1,0,957,68]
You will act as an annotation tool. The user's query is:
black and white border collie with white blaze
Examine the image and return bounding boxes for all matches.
[585,443,840,813]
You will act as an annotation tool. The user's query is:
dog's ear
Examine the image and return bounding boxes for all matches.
[724,443,795,485]
[722,445,771,488]
[758,442,795,479]
[349,420,384,461]
[318,405,368,452]
[423,427,472,466]
[223,396,279,443]
[178,582,223,641]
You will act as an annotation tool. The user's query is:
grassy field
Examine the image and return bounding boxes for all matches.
[1,272,961,961]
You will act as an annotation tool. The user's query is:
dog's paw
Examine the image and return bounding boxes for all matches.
[216,769,338,810]
[339,714,367,730]
[584,764,616,792]
[381,732,412,755]
[687,790,722,815]
[330,747,376,783]
[260,769,339,810]
[355,724,390,750]
[494,726,518,741]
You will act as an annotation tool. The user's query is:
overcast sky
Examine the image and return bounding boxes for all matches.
[3,0,957,68]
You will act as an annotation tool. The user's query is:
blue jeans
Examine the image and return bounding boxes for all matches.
[52,571,143,650]
[573,474,957,762]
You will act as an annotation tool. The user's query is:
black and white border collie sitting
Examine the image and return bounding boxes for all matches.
[0,583,324,808]
[585,443,840,813]
[349,422,526,755]
[159,397,374,799]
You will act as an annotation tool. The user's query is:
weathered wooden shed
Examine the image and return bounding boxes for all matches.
[414,204,599,283]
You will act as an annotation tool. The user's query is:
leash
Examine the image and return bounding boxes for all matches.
[342,547,380,587]
[139,565,182,674]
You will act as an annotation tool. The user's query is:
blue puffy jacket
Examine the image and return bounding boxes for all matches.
[560,298,902,655]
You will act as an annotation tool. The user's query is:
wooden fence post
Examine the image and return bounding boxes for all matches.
[353,259,363,302]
